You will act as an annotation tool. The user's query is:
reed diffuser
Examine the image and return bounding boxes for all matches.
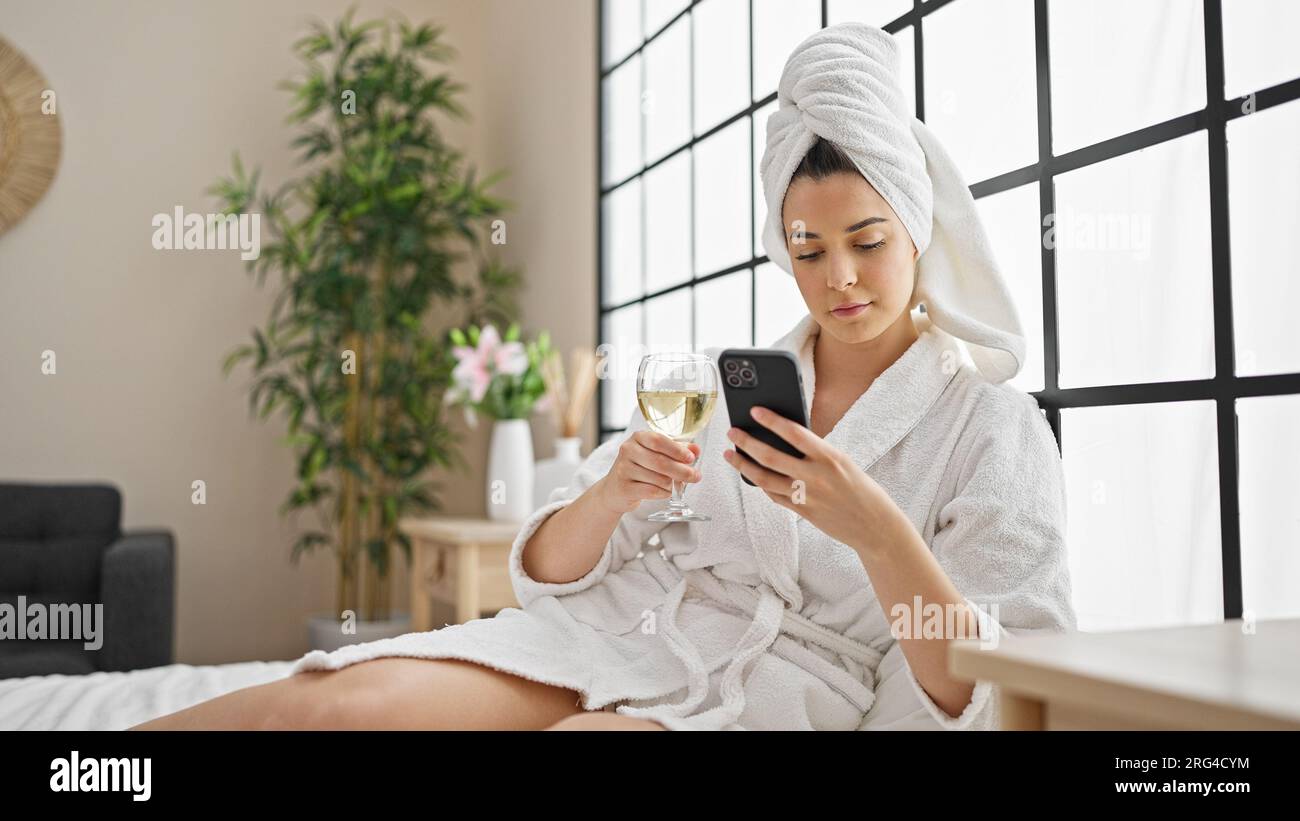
[533,346,603,508]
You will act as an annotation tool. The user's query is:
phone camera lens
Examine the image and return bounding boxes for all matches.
[723,360,739,372]
[726,373,741,387]
[739,368,754,381]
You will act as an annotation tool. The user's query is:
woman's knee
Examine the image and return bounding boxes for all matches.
[254,669,353,729]
[270,662,427,729]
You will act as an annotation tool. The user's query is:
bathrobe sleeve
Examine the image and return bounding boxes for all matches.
[508,406,673,609]
[867,388,1077,730]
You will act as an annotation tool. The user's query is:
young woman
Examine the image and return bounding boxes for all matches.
[131,22,1074,732]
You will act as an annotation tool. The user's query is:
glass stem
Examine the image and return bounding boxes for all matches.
[669,476,684,510]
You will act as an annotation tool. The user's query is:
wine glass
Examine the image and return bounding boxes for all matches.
[636,352,720,522]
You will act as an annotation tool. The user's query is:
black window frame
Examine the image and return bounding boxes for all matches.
[596,0,1300,621]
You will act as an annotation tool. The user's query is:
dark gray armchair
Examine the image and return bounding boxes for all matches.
[0,483,174,679]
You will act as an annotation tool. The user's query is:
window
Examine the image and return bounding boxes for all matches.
[597,0,1300,629]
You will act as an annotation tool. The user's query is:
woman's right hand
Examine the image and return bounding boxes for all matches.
[595,430,702,514]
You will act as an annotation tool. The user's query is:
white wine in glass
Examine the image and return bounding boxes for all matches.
[636,352,720,522]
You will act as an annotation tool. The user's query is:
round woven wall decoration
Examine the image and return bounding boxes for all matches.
[0,37,62,236]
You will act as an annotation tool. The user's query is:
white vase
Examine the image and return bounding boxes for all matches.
[486,418,534,522]
[533,436,583,509]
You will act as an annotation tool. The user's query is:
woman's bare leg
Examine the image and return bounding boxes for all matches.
[544,712,666,730]
[128,657,591,730]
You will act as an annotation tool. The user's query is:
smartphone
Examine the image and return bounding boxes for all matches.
[718,348,811,487]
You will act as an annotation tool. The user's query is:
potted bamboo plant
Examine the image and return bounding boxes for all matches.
[214,9,521,650]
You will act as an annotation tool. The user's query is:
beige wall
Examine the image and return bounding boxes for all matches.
[0,0,596,664]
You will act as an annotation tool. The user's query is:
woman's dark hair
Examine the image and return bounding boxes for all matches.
[790,136,860,184]
[786,135,922,309]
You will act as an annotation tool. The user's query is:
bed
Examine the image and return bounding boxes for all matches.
[0,659,297,730]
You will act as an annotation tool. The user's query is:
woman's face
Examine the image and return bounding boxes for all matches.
[782,171,919,345]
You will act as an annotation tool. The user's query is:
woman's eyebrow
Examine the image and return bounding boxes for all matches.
[789,216,887,240]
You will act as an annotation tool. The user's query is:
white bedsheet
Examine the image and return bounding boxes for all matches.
[0,659,296,730]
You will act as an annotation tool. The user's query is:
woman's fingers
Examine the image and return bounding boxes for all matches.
[748,406,825,458]
[636,447,699,484]
[633,429,693,462]
[628,480,673,499]
[723,448,794,497]
[630,432,700,484]
[725,427,803,477]
[627,463,674,493]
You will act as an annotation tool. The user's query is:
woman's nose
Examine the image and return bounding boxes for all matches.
[827,256,857,290]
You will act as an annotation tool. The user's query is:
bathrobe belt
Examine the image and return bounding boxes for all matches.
[622,547,883,729]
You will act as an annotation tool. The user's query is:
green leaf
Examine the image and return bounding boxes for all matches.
[305,446,327,481]
[221,345,254,376]
[290,531,331,564]
[384,181,421,202]
[252,328,270,370]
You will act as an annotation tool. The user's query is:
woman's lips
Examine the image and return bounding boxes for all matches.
[830,302,870,318]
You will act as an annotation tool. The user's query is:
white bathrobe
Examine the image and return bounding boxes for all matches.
[289,310,1077,730]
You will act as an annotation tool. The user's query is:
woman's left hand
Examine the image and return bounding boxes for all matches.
[722,406,902,556]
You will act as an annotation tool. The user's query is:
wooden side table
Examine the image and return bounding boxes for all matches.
[949,617,1300,730]
[399,517,524,631]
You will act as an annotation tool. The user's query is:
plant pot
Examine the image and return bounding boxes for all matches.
[534,436,582,509]
[307,612,412,653]
[486,417,534,522]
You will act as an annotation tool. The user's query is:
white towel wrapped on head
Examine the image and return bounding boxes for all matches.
[760,21,1027,384]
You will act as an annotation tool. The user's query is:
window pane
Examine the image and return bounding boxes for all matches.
[827,0,912,27]
[891,25,916,119]
[602,56,642,186]
[1238,394,1300,620]
[1229,100,1300,376]
[1223,0,1300,99]
[644,151,693,293]
[753,99,778,258]
[644,0,690,38]
[644,15,691,164]
[753,0,821,103]
[974,184,1044,393]
[1049,0,1205,155]
[1061,401,1222,631]
[695,271,753,351]
[695,118,752,276]
[1054,131,1214,388]
[601,179,642,307]
[644,288,693,351]
[693,0,750,136]
[755,261,808,345]
[923,0,1037,183]
[603,0,643,68]
[601,303,645,428]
